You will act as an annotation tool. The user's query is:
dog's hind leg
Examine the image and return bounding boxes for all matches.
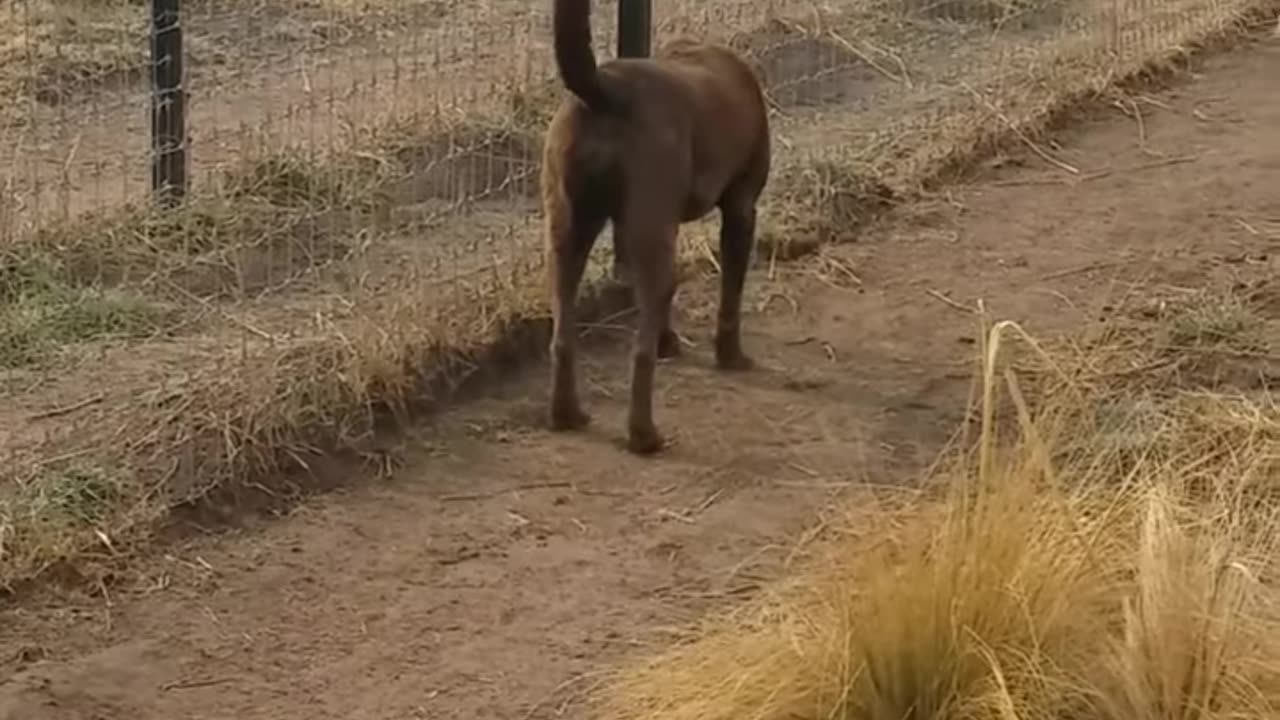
[714,189,759,371]
[547,204,606,431]
[656,303,682,360]
[618,217,677,455]
[612,222,681,361]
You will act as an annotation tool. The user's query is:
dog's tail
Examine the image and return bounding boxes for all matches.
[553,0,614,112]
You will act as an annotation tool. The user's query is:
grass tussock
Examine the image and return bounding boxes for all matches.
[0,463,127,573]
[594,312,1280,720]
[0,253,172,367]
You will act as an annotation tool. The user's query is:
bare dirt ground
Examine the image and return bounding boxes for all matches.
[1,34,1278,720]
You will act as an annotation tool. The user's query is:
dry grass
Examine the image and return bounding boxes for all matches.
[592,298,1280,720]
[0,0,1277,592]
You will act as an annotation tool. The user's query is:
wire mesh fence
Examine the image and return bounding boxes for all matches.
[0,2,1248,214]
[0,0,1259,238]
[0,0,1268,464]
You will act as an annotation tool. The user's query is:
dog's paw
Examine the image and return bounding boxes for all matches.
[550,405,591,431]
[658,330,683,360]
[627,425,666,455]
[716,352,755,372]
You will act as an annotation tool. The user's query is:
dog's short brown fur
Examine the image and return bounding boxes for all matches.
[542,0,771,455]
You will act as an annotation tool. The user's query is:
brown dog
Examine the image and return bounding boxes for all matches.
[541,0,771,455]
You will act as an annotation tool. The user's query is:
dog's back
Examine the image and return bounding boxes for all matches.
[546,24,769,221]
[640,40,769,219]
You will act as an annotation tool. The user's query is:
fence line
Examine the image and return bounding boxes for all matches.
[0,1,1254,242]
[0,0,1264,339]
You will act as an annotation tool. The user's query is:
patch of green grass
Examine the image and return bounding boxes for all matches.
[0,256,169,368]
[1162,291,1264,351]
[0,462,129,582]
[14,463,122,530]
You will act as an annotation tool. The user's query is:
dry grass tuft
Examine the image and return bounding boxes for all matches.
[0,463,130,574]
[594,299,1280,720]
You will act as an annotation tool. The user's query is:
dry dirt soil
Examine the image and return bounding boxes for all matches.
[1,34,1279,720]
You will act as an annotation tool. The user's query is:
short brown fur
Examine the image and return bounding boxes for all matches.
[542,0,771,455]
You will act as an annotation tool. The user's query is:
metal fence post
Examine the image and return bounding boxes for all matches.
[151,0,187,208]
[617,0,652,58]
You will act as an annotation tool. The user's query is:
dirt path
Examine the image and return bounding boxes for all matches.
[2,35,1279,720]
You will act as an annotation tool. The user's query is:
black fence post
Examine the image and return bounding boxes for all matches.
[150,0,186,208]
[617,0,652,58]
